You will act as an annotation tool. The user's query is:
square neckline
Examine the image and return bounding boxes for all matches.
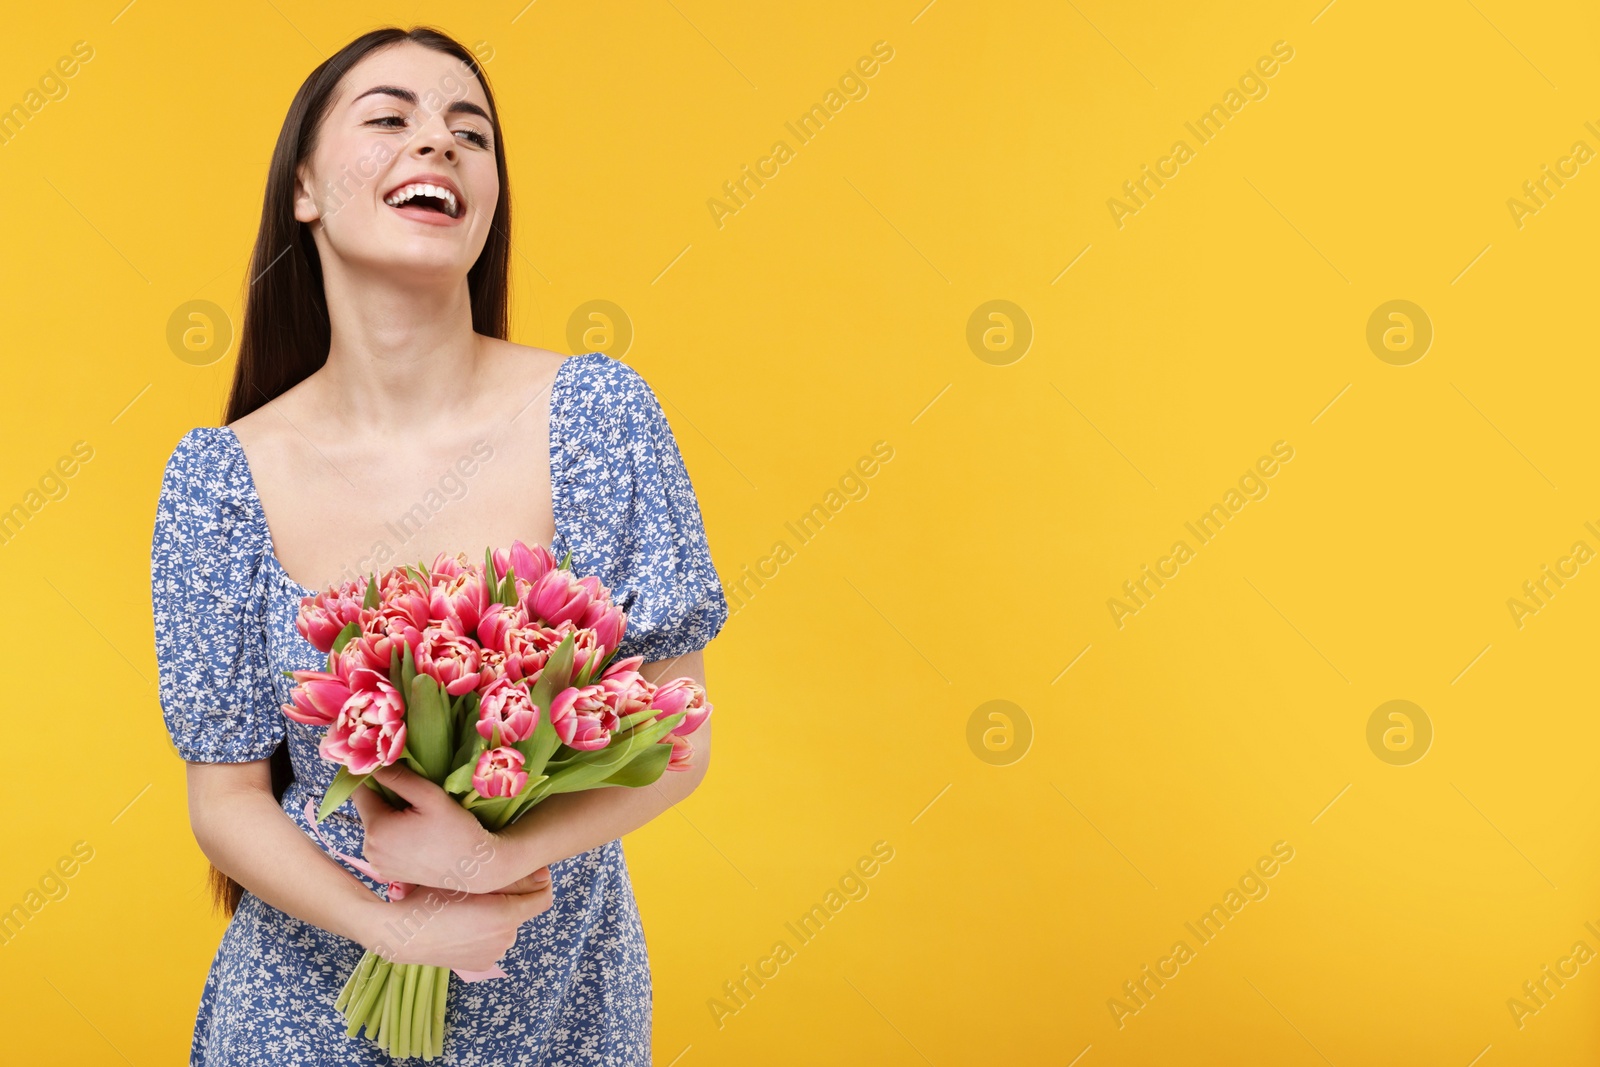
[221,351,592,598]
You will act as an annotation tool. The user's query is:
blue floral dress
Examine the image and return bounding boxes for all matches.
[149,351,729,1066]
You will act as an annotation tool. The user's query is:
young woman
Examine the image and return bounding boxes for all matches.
[149,25,728,1065]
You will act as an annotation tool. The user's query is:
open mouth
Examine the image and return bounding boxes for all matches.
[383,182,463,220]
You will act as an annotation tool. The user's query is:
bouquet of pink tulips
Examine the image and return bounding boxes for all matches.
[281,540,711,1061]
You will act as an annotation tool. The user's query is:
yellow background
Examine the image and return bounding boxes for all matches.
[2,1,1598,1063]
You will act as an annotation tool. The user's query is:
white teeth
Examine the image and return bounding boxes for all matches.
[384,182,459,217]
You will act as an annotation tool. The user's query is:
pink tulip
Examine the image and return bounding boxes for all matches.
[549,684,616,751]
[602,654,645,678]
[476,602,529,653]
[501,624,559,683]
[564,625,606,681]
[648,678,713,737]
[663,732,695,773]
[282,664,354,726]
[473,746,528,799]
[578,595,626,661]
[493,540,557,591]
[414,623,486,697]
[295,587,365,654]
[524,569,593,628]
[318,668,407,775]
[598,659,655,720]
[427,550,472,581]
[349,599,426,672]
[430,568,490,636]
[376,566,431,604]
[476,676,540,746]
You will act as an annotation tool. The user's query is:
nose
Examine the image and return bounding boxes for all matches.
[412,110,458,162]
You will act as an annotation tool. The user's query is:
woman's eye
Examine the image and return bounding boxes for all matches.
[364,115,490,150]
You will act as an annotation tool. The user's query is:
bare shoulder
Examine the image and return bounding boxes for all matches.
[225,375,317,455]
[481,337,569,381]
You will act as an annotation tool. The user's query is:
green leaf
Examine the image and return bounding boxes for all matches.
[557,549,573,571]
[386,643,402,693]
[516,633,577,775]
[616,709,658,732]
[400,641,417,706]
[598,740,672,788]
[450,722,488,769]
[317,765,366,822]
[520,713,680,802]
[406,673,452,783]
[612,710,684,757]
[330,620,362,657]
[462,792,510,820]
[443,759,478,794]
[362,571,380,609]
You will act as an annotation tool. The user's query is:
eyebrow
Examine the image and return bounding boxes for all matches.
[351,85,491,123]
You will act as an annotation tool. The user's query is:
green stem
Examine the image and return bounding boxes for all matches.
[346,957,390,1038]
[397,962,419,1058]
[432,964,450,1058]
[334,949,376,1013]
[379,963,400,1050]
[410,964,434,1059]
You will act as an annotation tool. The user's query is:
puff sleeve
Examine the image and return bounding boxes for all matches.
[150,428,286,762]
[602,363,730,664]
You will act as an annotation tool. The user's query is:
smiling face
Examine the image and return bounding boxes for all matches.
[292,41,499,280]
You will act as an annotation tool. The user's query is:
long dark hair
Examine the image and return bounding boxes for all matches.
[211,25,513,918]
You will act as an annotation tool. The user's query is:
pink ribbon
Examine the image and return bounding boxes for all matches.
[302,796,509,982]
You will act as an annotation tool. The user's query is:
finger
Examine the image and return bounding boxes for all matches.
[348,780,382,823]
[369,761,439,809]
[501,886,554,921]
[515,892,553,922]
[387,880,414,901]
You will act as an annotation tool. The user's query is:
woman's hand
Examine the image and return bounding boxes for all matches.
[351,762,507,894]
[362,869,555,971]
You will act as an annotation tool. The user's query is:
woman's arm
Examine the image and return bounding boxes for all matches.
[186,758,388,943]
[186,759,555,969]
